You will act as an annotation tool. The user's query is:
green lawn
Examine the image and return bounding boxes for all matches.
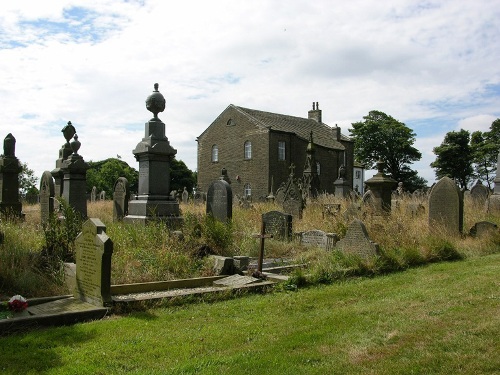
[1,254,499,375]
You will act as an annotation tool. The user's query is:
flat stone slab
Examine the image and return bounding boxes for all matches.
[28,298,105,316]
[213,275,261,287]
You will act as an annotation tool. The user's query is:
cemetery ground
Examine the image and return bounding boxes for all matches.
[0,195,498,372]
[0,253,498,374]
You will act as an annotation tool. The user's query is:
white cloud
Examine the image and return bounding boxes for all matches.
[0,0,499,187]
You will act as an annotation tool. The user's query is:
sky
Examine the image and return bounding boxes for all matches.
[1,0,499,187]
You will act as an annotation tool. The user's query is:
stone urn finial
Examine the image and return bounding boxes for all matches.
[62,121,77,145]
[70,134,81,155]
[145,83,166,120]
[376,159,385,174]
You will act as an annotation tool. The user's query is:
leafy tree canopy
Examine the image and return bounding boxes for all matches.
[19,162,38,197]
[170,158,196,195]
[86,158,138,199]
[349,110,425,190]
[470,118,500,188]
[431,129,473,189]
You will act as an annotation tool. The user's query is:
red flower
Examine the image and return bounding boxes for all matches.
[7,295,28,312]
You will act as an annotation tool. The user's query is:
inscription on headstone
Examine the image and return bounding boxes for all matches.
[262,210,293,241]
[428,176,463,235]
[206,180,232,222]
[40,171,55,224]
[75,218,113,306]
[335,219,379,258]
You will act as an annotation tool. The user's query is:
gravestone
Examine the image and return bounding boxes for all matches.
[469,221,498,238]
[406,202,425,218]
[206,179,232,222]
[99,190,106,200]
[40,171,55,224]
[61,130,90,218]
[51,121,75,211]
[470,181,489,204]
[113,177,130,222]
[75,218,113,306]
[262,210,293,241]
[485,151,500,213]
[124,83,181,226]
[91,186,97,202]
[428,176,463,235]
[277,164,304,219]
[300,229,338,250]
[363,160,397,214]
[0,133,23,218]
[182,187,189,204]
[335,219,379,259]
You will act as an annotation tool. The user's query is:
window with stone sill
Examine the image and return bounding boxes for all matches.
[244,141,252,160]
[211,145,219,162]
[244,183,251,197]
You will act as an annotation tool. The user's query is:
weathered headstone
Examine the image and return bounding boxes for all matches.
[335,219,379,259]
[363,160,397,214]
[277,164,305,219]
[113,177,130,222]
[300,229,338,250]
[469,221,498,238]
[428,176,463,235]
[75,218,113,306]
[0,133,23,218]
[470,181,490,204]
[182,186,189,204]
[485,150,500,213]
[91,186,97,202]
[206,179,232,222]
[262,210,293,241]
[39,171,55,224]
[99,190,106,201]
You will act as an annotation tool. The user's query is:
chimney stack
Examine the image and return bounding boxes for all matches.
[308,101,322,123]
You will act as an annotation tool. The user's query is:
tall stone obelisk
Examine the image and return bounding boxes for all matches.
[124,83,181,226]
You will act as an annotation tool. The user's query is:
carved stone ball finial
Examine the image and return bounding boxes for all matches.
[145,83,166,119]
[62,121,77,144]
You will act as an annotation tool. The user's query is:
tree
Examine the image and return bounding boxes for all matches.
[19,162,39,197]
[170,158,196,195]
[472,118,500,188]
[431,129,473,189]
[349,110,425,191]
[86,158,138,198]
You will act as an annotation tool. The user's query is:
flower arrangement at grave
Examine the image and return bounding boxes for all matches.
[1,295,28,319]
[8,295,28,312]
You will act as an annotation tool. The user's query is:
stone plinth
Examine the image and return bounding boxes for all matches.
[61,150,89,218]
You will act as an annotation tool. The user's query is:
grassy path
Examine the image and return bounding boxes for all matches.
[1,254,499,374]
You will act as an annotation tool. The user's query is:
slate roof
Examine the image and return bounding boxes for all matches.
[232,105,349,151]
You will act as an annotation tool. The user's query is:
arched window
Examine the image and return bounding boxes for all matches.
[316,161,321,175]
[211,145,218,162]
[244,141,252,159]
[244,183,251,198]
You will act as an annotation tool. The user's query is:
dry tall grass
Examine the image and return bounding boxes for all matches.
[1,194,499,298]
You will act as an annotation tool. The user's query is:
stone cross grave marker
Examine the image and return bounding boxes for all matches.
[39,171,55,225]
[75,218,113,306]
[253,219,273,272]
[113,177,130,222]
[262,210,293,241]
[206,179,232,222]
[335,219,379,259]
[428,176,463,235]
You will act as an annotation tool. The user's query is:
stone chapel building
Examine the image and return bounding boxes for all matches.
[196,103,355,199]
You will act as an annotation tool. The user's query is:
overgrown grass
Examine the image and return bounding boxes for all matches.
[1,194,499,298]
[0,253,498,374]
